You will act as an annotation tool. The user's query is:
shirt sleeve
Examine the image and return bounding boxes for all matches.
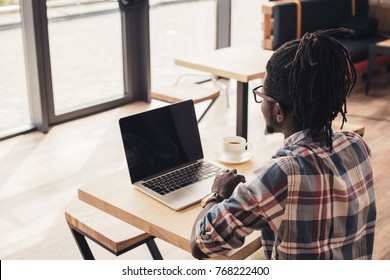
[194,159,290,257]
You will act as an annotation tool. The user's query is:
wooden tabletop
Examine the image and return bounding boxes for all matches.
[77,135,281,260]
[174,47,274,83]
[78,169,263,260]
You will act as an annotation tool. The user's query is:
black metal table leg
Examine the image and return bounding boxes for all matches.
[146,239,164,260]
[236,81,249,140]
[70,228,95,260]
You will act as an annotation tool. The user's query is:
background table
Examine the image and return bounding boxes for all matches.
[365,39,390,95]
[175,47,274,140]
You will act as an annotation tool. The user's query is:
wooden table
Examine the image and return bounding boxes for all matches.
[77,134,281,260]
[77,122,364,260]
[365,39,390,95]
[78,170,263,260]
[175,47,274,140]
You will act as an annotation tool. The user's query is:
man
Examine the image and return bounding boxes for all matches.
[190,29,376,260]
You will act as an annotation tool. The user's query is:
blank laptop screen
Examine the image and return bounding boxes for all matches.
[119,100,204,183]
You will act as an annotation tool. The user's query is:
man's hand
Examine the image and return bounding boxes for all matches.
[212,169,246,199]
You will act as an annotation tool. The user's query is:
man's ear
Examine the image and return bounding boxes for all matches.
[273,103,285,123]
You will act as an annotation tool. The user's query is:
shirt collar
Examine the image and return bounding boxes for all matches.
[283,129,311,147]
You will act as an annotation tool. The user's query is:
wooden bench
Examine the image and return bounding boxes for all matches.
[65,201,163,260]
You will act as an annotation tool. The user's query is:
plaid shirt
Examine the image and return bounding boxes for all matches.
[195,130,376,259]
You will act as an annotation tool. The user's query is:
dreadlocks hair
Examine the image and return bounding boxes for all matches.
[264,28,357,150]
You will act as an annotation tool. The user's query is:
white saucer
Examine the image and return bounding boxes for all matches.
[213,150,253,164]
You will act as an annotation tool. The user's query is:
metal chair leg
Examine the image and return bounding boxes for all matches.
[197,98,217,123]
[212,75,229,108]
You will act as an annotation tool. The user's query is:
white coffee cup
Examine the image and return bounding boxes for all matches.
[222,136,252,159]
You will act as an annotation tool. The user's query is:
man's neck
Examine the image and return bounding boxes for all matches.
[281,117,301,140]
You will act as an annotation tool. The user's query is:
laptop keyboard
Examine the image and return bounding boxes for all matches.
[142,161,221,196]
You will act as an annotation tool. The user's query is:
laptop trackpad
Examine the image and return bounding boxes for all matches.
[161,176,214,210]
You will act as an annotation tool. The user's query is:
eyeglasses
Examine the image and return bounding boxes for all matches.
[252,85,278,104]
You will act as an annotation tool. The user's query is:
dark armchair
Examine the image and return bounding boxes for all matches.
[262,0,390,73]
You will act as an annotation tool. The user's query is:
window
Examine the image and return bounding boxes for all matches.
[47,1,124,115]
[0,0,32,138]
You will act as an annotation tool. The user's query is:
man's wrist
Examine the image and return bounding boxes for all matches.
[200,192,224,208]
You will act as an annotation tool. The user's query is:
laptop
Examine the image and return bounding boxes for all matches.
[119,100,221,210]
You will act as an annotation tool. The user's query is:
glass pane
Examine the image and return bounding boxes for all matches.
[231,0,265,48]
[150,0,216,88]
[47,0,123,115]
[0,0,32,137]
